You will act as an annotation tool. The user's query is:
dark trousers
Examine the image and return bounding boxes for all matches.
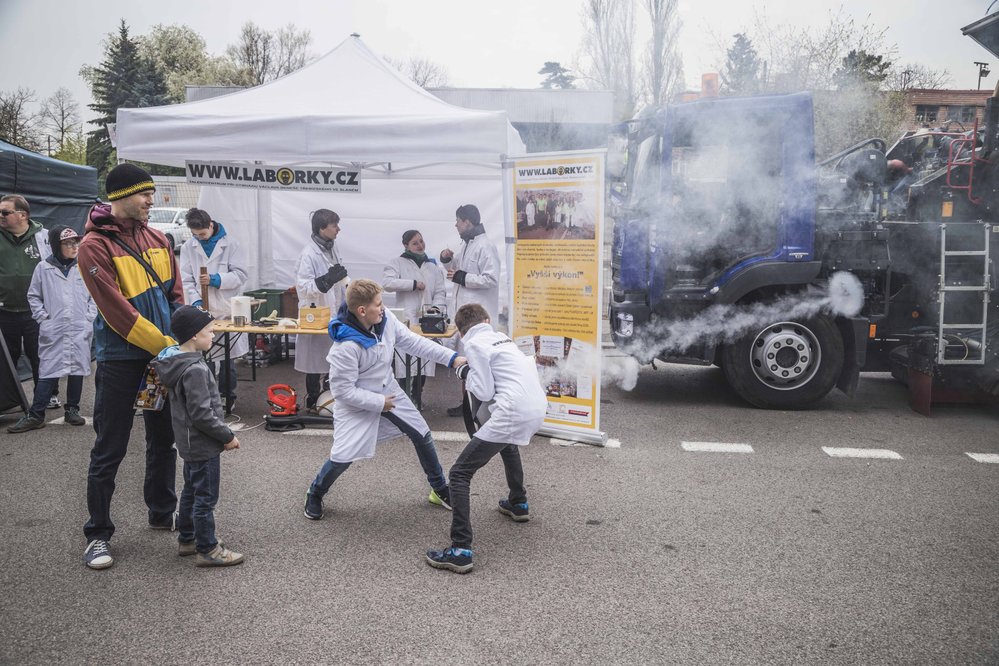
[84,359,177,542]
[305,373,326,408]
[0,309,40,386]
[29,375,82,419]
[448,436,526,549]
[178,456,221,554]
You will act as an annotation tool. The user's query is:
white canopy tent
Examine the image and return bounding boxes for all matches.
[116,36,525,304]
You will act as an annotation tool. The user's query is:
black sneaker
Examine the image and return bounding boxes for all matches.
[425,546,474,574]
[304,492,324,520]
[83,539,113,570]
[7,415,45,433]
[446,404,463,417]
[64,408,85,426]
[149,511,178,531]
[498,499,530,522]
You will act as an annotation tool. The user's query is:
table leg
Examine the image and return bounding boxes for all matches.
[223,331,233,415]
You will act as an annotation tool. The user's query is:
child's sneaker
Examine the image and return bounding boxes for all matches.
[498,499,530,522]
[425,546,473,574]
[64,408,85,426]
[195,544,244,567]
[83,539,113,570]
[178,540,197,556]
[304,492,324,520]
[428,487,452,511]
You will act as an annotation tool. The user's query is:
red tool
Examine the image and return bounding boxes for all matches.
[267,384,298,416]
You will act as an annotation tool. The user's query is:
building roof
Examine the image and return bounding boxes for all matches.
[906,89,993,106]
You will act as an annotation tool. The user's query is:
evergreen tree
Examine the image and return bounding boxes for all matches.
[720,33,762,96]
[539,61,577,89]
[833,49,891,90]
[83,20,170,180]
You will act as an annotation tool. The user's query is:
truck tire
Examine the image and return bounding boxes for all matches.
[721,315,844,409]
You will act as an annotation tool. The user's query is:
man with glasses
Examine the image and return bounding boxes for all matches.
[0,195,53,408]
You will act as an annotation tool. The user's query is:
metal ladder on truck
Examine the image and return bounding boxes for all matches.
[937,221,992,366]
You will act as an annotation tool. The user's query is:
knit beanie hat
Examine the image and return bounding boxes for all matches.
[106,163,155,201]
[48,225,80,262]
[171,305,214,345]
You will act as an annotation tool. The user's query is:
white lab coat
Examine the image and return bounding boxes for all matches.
[327,310,456,463]
[295,239,347,374]
[27,259,97,379]
[179,231,249,359]
[462,323,546,446]
[383,254,447,378]
[440,231,500,323]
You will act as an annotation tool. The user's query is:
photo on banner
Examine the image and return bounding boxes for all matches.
[507,151,606,443]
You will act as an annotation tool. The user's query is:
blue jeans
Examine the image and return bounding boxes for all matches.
[178,456,221,554]
[307,412,447,498]
[29,375,81,419]
[84,359,177,542]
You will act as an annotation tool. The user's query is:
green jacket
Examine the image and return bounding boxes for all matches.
[0,219,51,313]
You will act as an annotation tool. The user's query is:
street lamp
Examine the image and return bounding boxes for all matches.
[975,61,990,90]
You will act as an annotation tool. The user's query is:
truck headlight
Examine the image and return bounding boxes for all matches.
[616,312,634,337]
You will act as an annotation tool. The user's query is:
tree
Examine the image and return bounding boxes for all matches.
[539,61,576,89]
[720,33,763,96]
[225,21,313,86]
[82,20,170,178]
[641,0,683,108]
[834,49,891,90]
[579,0,637,120]
[51,129,88,165]
[885,63,950,91]
[0,87,42,150]
[40,87,81,151]
[387,56,450,88]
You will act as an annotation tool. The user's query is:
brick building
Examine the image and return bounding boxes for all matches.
[904,88,994,130]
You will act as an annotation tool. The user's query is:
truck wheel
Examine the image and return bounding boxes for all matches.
[721,315,843,409]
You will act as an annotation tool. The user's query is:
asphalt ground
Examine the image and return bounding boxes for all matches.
[1,355,997,665]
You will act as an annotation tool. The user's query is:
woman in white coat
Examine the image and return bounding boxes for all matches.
[295,209,348,412]
[382,229,447,381]
[9,226,96,433]
[179,208,249,402]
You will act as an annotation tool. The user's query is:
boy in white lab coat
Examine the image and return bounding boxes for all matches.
[302,279,467,520]
[425,303,547,574]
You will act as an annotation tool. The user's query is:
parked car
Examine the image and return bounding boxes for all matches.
[147,207,193,253]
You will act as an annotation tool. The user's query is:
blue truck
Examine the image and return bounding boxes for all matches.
[608,13,999,410]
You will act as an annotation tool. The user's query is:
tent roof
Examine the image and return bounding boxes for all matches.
[116,36,525,168]
[0,139,97,205]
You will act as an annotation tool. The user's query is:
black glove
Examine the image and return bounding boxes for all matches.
[456,364,470,381]
[315,264,348,293]
[451,269,468,286]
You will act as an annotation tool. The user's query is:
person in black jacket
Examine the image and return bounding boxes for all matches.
[152,305,244,568]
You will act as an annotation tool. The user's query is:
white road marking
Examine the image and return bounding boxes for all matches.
[682,441,753,453]
[966,453,999,464]
[821,447,902,460]
[48,416,93,426]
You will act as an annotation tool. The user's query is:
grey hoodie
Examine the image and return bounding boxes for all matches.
[152,346,234,462]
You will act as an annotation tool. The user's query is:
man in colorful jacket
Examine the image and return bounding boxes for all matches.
[77,163,185,571]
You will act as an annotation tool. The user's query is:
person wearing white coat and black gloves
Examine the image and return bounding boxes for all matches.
[179,208,249,405]
[8,226,96,433]
[439,204,500,416]
[295,209,348,413]
[383,229,446,382]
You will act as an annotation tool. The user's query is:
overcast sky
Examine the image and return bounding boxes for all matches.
[0,0,994,119]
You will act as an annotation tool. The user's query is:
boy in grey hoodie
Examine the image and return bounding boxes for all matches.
[153,305,244,567]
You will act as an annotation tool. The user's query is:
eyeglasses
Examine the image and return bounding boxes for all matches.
[0,209,24,217]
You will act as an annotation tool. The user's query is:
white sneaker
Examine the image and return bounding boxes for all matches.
[47,396,62,409]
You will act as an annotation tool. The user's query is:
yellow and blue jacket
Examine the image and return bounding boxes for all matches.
[78,204,184,361]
